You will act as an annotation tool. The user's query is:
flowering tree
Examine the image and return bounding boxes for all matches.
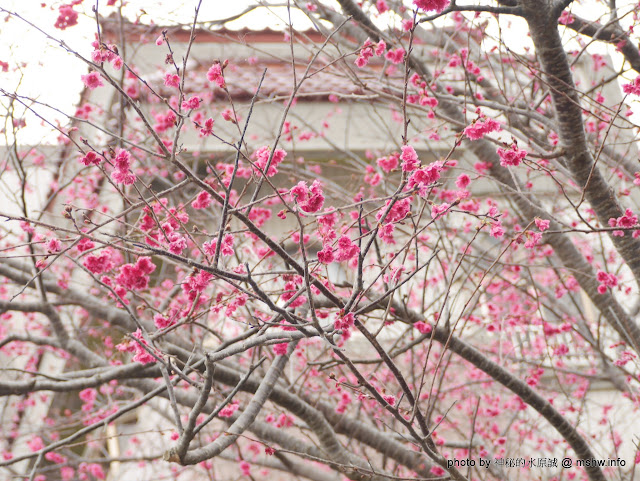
[2,0,640,480]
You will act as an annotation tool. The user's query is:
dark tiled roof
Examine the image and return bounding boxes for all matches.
[190,61,386,101]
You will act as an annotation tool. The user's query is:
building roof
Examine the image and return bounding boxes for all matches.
[99,13,337,45]
[99,13,403,101]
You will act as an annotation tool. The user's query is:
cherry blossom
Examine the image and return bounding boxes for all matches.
[400,145,421,172]
[463,117,501,140]
[116,257,156,291]
[355,39,374,68]
[3,4,640,481]
[622,76,640,96]
[81,71,104,90]
[80,151,101,166]
[377,153,399,173]
[54,4,79,30]
[203,233,235,257]
[253,146,287,177]
[199,117,214,136]
[191,190,212,210]
[290,180,325,213]
[164,73,180,88]
[385,47,405,64]
[497,144,527,167]
[413,0,450,13]
[83,250,115,274]
[207,62,225,88]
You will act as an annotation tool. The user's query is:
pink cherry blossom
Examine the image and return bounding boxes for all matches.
[207,62,225,88]
[54,4,78,30]
[407,161,443,195]
[221,108,235,122]
[218,401,239,418]
[81,71,104,90]
[317,245,335,264]
[182,270,213,301]
[463,117,501,140]
[46,238,62,253]
[535,218,550,231]
[455,173,470,189]
[45,452,66,463]
[290,180,325,213]
[79,388,97,403]
[83,250,115,274]
[80,151,101,166]
[376,0,389,13]
[27,436,44,452]
[77,237,95,252]
[497,144,527,167]
[377,154,399,173]
[385,47,405,65]
[168,232,187,254]
[8,5,640,479]
[355,40,374,68]
[608,208,638,236]
[596,270,618,294]
[334,312,355,332]
[154,313,175,329]
[253,146,287,177]
[377,197,411,224]
[181,96,201,110]
[199,117,214,137]
[413,0,450,12]
[490,222,504,238]
[335,235,359,262]
[430,466,446,476]
[87,464,106,480]
[400,145,420,172]
[116,257,156,290]
[191,190,212,210]
[60,467,74,480]
[414,321,432,334]
[117,329,156,365]
[203,233,235,257]
[273,343,289,356]
[431,203,450,220]
[622,76,640,96]
[111,148,136,185]
[164,73,180,88]
[558,10,575,25]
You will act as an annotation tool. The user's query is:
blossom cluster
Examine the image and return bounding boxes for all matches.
[497,144,527,167]
[207,62,225,88]
[290,180,325,213]
[91,40,123,69]
[54,2,80,30]
[596,270,618,294]
[622,76,640,96]
[111,149,136,185]
[253,146,287,177]
[117,329,157,364]
[413,0,450,12]
[608,208,638,237]
[116,257,156,290]
[203,233,235,258]
[355,39,386,68]
[317,235,360,264]
[463,117,501,140]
